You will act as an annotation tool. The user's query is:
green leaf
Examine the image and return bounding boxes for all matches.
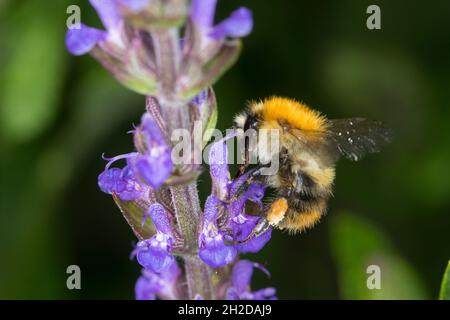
[330,212,427,299]
[113,194,156,240]
[439,261,450,300]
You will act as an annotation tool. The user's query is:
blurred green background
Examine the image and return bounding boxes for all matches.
[0,0,449,299]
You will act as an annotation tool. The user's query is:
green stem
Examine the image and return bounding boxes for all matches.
[170,184,214,299]
[152,28,214,299]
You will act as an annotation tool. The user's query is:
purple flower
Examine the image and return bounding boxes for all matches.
[135,262,181,300]
[232,215,272,254]
[198,196,237,268]
[208,136,232,200]
[207,135,272,254]
[190,0,253,40]
[66,0,124,56]
[134,203,175,273]
[133,113,173,189]
[98,153,146,201]
[226,260,277,300]
[227,182,272,253]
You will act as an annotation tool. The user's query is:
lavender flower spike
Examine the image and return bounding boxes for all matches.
[134,203,175,273]
[71,0,275,300]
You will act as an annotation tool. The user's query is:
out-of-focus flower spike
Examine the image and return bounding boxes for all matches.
[65,0,158,95]
[180,0,252,99]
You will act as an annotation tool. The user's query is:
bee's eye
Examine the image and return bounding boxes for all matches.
[244,114,258,132]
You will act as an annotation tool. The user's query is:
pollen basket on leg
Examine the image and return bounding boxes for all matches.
[266,198,289,226]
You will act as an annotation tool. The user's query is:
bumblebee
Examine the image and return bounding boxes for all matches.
[234,96,392,239]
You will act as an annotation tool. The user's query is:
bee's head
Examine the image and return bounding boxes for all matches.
[234,111,259,132]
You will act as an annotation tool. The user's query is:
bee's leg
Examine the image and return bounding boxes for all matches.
[266,197,289,226]
[237,197,288,244]
[224,165,267,204]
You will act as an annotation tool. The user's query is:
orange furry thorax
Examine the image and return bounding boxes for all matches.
[251,97,329,132]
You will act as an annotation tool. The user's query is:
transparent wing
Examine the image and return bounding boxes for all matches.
[327,118,393,162]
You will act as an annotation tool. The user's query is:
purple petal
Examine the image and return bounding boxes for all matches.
[209,139,231,199]
[229,260,275,300]
[228,170,251,196]
[98,167,122,194]
[89,0,122,30]
[135,152,172,188]
[203,195,221,226]
[117,0,150,12]
[135,273,160,300]
[233,216,272,253]
[231,260,254,293]
[65,24,105,56]
[140,113,166,144]
[117,165,145,200]
[133,114,173,188]
[161,261,182,284]
[98,165,144,200]
[226,181,265,221]
[190,0,217,29]
[250,287,277,300]
[146,203,173,234]
[226,287,240,300]
[135,263,181,300]
[199,233,237,268]
[210,7,253,40]
[242,183,265,206]
[136,236,174,273]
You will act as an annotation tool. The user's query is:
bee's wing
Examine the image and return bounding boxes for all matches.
[326,118,393,162]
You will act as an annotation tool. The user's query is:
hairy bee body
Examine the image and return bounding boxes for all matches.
[235,97,392,234]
